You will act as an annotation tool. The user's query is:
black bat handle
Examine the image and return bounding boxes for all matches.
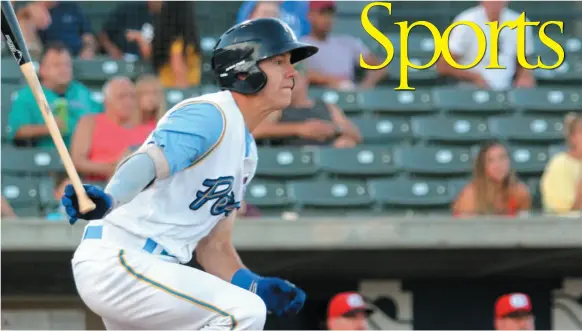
[1,0,32,66]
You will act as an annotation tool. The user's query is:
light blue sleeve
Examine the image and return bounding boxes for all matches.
[148,103,225,176]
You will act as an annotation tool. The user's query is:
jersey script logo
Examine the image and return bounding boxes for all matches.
[189,176,241,216]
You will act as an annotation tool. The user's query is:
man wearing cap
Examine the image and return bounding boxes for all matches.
[300,1,386,91]
[494,293,535,330]
[327,292,373,330]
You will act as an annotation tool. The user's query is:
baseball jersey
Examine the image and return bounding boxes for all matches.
[102,91,258,264]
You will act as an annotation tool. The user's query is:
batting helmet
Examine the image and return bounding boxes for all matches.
[211,18,318,95]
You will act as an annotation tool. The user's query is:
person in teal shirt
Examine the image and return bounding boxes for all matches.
[7,42,102,148]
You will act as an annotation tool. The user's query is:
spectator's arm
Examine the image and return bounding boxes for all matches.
[169,40,191,88]
[76,4,97,58]
[451,183,477,216]
[252,111,303,139]
[1,196,17,218]
[516,182,532,211]
[70,115,116,178]
[541,157,582,213]
[351,37,387,89]
[8,92,51,140]
[97,5,125,59]
[514,17,536,88]
[327,103,362,143]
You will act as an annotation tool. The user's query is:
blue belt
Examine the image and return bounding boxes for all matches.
[83,225,174,257]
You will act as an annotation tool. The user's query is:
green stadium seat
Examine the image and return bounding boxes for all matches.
[2,176,41,215]
[165,88,201,109]
[387,56,439,83]
[315,90,361,114]
[256,147,319,178]
[488,115,564,143]
[290,179,373,207]
[533,54,582,83]
[370,177,456,207]
[244,180,294,208]
[2,83,21,139]
[351,117,412,143]
[508,145,550,174]
[73,58,142,83]
[384,33,436,57]
[508,87,582,113]
[548,143,567,158]
[89,88,104,105]
[1,58,23,83]
[2,146,64,173]
[393,145,473,175]
[318,146,396,176]
[526,177,542,209]
[411,116,491,143]
[359,88,435,113]
[432,87,510,114]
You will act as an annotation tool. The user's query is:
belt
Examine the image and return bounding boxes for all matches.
[83,225,175,257]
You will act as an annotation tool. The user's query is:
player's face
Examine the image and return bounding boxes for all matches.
[40,49,73,89]
[258,53,297,110]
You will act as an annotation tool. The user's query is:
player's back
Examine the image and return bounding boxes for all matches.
[102,90,258,263]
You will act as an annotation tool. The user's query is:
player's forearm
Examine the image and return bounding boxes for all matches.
[196,237,245,282]
[104,153,156,208]
[14,125,51,139]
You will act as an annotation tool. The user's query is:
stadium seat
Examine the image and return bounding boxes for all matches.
[350,117,413,144]
[384,33,437,57]
[314,89,361,114]
[488,115,564,143]
[164,88,201,109]
[432,87,510,114]
[1,146,64,174]
[290,179,373,207]
[508,145,550,174]
[534,54,582,84]
[508,87,582,113]
[1,83,20,139]
[255,147,319,178]
[548,143,567,158]
[318,146,397,176]
[89,88,105,105]
[411,116,491,143]
[393,145,473,175]
[387,56,440,83]
[2,175,41,216]
[73,58,142,84]
[358,88,435,113]
[244,179,294,208]
[1,58,22,83]
[526,177,542,209]
[369,177,456,207]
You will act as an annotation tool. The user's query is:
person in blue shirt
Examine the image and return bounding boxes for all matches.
[236,1,310,38]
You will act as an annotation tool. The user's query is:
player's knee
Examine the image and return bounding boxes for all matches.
[236,292,267,330]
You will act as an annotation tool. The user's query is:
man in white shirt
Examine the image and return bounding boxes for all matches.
[437,1,536,91]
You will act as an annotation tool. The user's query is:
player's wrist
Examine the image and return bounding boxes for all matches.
[231,268,262,293]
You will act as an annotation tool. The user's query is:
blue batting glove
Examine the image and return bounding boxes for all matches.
[61,184,113,225]
[231,269,306,316]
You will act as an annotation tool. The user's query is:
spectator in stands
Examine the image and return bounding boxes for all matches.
[7,42,101,148]
[71,77,151,182]
[133,2,202,89]
[494,293,535,330]
[253,72,361,147]
[1,196,17,219]
[300,1,386,90]
[98,1,162,61]
[237,1,310,38]
[45,172,70,221]
[436,1,536,91]
[18,1,97,58]
[327,292,373,330]
[541,113,582,215]
[14,1,50,58]
[134,74,166,132]
[452,140,531,216]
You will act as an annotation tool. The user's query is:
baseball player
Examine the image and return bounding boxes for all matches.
[61,18,318,330]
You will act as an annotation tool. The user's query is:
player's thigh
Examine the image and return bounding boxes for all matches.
[75,249,265,330]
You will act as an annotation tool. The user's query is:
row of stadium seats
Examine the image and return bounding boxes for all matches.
[1,172,542,217]
[2,144,564,179]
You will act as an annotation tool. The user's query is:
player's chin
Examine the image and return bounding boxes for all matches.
[275,90,293,108]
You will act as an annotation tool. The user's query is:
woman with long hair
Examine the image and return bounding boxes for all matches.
[133,74,166,131]
[541,113,582,214]
[452,140,531,216]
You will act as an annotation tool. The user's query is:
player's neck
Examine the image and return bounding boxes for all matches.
[231,93,272,132]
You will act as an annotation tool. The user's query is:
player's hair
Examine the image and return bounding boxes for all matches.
[471,140,519,215]
[564,112,582,140]
[134,74,167,125]
[151,1,201,73]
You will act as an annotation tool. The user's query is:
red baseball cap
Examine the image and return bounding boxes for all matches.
[328,292,373,318]
[309,1,336,12]
[495,293,533,318]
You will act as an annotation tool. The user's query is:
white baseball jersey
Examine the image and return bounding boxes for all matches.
[102,90,258,264]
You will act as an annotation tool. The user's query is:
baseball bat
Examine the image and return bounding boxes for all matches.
[1,1,95,214]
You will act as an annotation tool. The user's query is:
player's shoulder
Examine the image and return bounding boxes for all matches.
[155,100,226,137]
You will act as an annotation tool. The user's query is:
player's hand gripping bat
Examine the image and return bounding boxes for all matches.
[1,0,95,213]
